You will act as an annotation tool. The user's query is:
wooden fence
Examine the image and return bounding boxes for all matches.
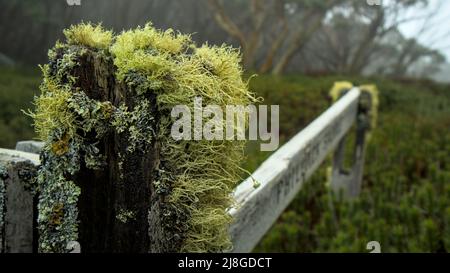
[0,85,374,253]
[229,87,373,252]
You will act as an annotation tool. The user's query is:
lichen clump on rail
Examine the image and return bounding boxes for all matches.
[329,81,379,130]
[30,22,254,252]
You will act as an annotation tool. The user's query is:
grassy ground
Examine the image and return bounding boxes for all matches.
[0,66,39,148]
[0,67,449,252]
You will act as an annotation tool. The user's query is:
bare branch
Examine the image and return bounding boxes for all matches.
[206,0,247,47]
[259,0,288,73]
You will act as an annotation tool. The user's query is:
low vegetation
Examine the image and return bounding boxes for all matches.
[0,65,449,252]
[247,75,450,253]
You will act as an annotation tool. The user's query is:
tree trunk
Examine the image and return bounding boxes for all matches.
[271,9,327,75]
[258,21,288,74]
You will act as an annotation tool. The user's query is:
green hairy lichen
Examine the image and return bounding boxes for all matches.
[63,23,113,50]
[30,22,254,253]
[111,23,255,252]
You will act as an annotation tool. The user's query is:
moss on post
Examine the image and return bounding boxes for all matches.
[329,82,379,130]
[29,22,254,253]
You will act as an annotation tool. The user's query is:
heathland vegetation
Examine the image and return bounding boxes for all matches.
[1,66,449,252]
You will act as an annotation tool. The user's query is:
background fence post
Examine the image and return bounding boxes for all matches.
[15,141,44,154]
[331,90,373,198]
[0,149,39,253]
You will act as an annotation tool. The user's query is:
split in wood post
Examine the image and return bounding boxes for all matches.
[330,88,373,198]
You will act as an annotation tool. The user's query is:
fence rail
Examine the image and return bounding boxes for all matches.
[229,87,368,252]
[0,84,374,253]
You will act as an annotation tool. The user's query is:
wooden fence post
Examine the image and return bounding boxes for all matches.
[38,45,166,253]
[0,149,39,253]
[15,141,44,154]
[330,90,374,198]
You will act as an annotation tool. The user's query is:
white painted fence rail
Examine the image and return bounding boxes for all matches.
[229,87,368,253]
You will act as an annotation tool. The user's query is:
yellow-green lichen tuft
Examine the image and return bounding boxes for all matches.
[329,81,379,130]
[32,22,255,253]
[329,81,354,101]
[63,22,113,49]
[112,23,255,252]
[29,67,77,143]
[111,23,191,84]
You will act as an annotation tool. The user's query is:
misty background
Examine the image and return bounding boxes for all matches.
[0,0,450,253]
[0,0,449,82]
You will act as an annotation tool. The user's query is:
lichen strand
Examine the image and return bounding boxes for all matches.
[32,22,254,252]
[111,24,255,252]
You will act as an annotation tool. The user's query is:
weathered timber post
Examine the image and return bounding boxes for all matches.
[30,23,253,253]
[46,44,164,252]
[330,84,378,198]
[15,141,44,154]
[0,149,39,253]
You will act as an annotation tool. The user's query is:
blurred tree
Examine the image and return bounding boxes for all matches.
[0,0,217,65]
[0,0,446,78]
[306,0,444,77]
[390,39,446,78]
[206,0,344,74]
